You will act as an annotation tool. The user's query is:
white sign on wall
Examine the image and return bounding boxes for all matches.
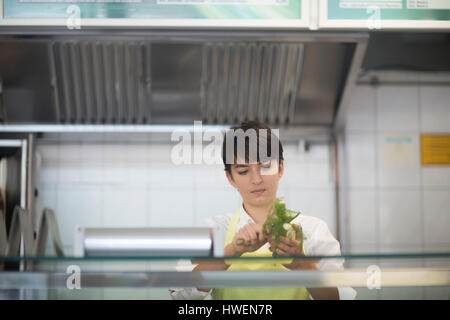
[382,134,417,168]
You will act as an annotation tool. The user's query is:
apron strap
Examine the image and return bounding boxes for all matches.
[224,209,241,247]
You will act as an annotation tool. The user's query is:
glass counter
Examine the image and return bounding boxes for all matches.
[1,253,449,300]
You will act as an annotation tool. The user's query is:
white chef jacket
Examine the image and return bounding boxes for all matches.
[169,204,357,300]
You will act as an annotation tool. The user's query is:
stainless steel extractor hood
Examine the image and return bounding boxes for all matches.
[0,30,368,128]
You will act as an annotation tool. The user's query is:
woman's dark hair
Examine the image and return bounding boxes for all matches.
[222,121,284,176]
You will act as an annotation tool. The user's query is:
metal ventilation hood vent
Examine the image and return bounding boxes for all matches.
[0,31,367,128]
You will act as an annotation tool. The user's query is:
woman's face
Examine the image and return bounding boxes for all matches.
[226,159,284,208]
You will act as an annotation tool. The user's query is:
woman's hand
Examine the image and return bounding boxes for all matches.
[231,222,267,256]
[268,224,317,270]
[268,223,305,256]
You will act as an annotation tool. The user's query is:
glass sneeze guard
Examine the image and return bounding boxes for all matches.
[1,253,449,290]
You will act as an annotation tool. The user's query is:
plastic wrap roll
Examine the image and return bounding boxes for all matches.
[80,228,217,257]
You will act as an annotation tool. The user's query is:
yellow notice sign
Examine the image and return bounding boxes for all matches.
[421,134,450,165]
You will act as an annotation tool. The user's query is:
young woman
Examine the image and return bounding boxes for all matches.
[170,121,356,300]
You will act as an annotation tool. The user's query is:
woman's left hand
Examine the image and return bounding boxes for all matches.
[268,224,317,270]
[268,224,304,256]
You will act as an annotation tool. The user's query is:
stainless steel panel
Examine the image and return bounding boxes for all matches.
[0,31,369,127]
[0,42,56,123]
[294,43,351,125]
[82,228,214,257]
[0,211,6,257]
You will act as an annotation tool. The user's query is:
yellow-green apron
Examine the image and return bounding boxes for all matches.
[212,209,310,300]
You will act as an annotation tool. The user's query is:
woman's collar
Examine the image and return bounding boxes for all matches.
[239,203,255,224]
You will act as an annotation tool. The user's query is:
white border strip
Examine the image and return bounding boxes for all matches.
[1,0,449,29]
[0,139,23,147]
[0,124,230,133]
[319,0,450,30]
[0,0,309,28]
[0,18,309,28]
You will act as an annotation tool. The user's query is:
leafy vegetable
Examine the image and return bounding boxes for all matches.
[263,198,306,256]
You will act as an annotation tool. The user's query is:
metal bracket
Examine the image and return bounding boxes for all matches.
[0,211,6,255]
[34,208,64,257]
[6,207,34,257]
[0,211,6,270]
[2,206,64,260]
[0,75,4,123]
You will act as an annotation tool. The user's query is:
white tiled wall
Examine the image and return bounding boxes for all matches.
[378,190,423,253]
[423,190,450,252]
[340,71,450,299]
[376,86,420,132]
[35,140,336,254]
[342,71,450,255]
[345,134,376,188]
[347,190,377,254]
[420,85,450,132]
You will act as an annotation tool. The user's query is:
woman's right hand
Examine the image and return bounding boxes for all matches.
[230,222,268,256]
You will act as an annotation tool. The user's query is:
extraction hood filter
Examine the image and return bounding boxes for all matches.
[201,42,304,125]
[50,41,153,125]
